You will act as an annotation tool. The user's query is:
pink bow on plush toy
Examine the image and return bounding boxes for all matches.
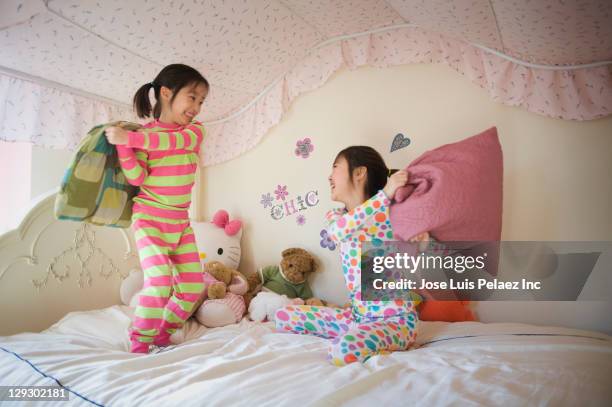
[212,210,242,236]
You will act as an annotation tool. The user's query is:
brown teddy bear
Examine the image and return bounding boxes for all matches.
[187,261,250,327]
[192,260,249,308]
[203,261,234,300]
[245,248,324,307]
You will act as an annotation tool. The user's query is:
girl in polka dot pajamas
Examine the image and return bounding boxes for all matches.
[276,146,426,366]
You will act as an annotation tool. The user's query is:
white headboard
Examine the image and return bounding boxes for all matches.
[0,190,140,336]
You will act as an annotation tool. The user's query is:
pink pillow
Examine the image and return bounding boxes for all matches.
[389,126,503,243]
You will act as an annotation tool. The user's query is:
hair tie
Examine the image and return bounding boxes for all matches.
[149,81,156,87]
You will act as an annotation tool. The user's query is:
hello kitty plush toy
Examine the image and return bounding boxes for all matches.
[193,210,243,269]
[120,210,246,328]
[190,210,247,327]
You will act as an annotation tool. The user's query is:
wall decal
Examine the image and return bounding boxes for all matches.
[319,229,336,251]
[390,133,411,152]
[274,184,289,201]
[296,214,306,226]
[260,192,274,208]
[295,138,314,159]
[266,189,319,221]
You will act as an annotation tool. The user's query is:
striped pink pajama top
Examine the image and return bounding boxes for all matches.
[116,119,205,218]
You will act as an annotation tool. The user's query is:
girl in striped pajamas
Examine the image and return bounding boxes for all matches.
[105,64,208,353]
[276,146,428,366]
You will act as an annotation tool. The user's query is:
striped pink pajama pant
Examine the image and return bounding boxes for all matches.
[129,208,204,353]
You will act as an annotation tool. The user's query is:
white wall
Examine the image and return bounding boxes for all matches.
[199,63,612,333]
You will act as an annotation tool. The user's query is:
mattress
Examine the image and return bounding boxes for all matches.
[1,305,611,406]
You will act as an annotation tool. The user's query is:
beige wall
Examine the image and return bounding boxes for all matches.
[199,63,612,332]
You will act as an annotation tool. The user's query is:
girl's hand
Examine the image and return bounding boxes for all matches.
[105,126,129,145]
[383,169,409,199]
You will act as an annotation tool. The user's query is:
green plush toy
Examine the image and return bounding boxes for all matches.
[247,248,324,305]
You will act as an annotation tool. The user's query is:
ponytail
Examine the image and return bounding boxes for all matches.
[133,82,156,119]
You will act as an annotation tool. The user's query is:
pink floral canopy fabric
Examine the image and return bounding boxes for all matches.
[0,0,610,165]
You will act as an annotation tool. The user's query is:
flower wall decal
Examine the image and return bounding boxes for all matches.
[274,184,289,201]
[295,138,314,159]
[296,214,306,226]
[319,229,336,251]
[260,192,274,208]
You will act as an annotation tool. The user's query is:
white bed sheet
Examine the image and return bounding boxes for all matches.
[1,306,611,406]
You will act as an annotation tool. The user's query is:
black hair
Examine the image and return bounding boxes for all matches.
[335,146,399,198]
[133,64,209,119]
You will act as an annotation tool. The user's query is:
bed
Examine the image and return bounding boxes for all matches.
[1,191,611,406]
[1,309,611,406]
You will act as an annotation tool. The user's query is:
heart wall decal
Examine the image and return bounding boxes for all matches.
[390,133,411,152]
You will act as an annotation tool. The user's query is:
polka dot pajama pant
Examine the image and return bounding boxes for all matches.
[275,305,418,366]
